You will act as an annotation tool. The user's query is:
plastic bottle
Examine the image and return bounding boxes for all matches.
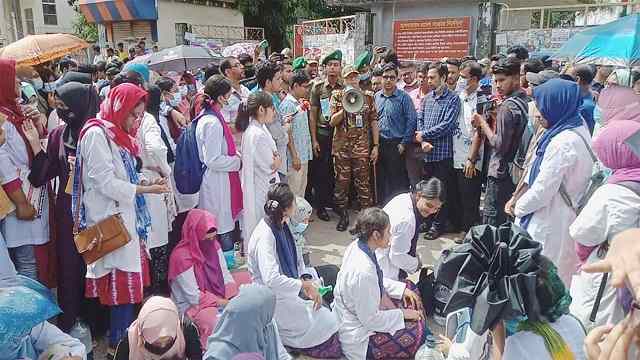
[69,320,93,359]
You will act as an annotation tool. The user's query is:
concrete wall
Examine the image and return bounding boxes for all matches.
[369,1,480,54]
[155,0,244,48]
[20,0,75,35]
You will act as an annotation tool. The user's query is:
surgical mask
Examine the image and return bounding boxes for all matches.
[457,77,468,90]
[359,72,371,82]
[43,82,56,93]
[187,84,196,93]
[31,78,43,90]
[179,85,188,96]
[169,92,182,107]
[290,222,308,234]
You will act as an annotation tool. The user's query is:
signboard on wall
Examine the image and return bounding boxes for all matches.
[393,17,471,61]
[303,33,356,65]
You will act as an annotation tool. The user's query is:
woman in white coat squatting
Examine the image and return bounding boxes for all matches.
[510,79,594,286]
[195,75,243,253]
[247,183,342,358]
[334,207,427,360]
[239,91,282,242]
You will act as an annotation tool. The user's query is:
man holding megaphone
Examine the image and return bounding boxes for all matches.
[329,65,380,231]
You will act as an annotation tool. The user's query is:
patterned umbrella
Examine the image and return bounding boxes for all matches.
[0,33,89,66]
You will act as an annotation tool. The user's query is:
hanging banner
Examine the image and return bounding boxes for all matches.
[294,25,304,57]
[393,17,471,61]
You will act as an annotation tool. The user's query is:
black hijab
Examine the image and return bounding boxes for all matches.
[146,84,175,163]
[58,71,92,86]
[55,82,98,135]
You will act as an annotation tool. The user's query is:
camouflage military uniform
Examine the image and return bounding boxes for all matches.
[330,89,378,210]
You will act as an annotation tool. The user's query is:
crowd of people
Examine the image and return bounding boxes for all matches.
[1,39,640,360]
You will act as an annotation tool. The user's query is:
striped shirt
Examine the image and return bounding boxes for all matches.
[417,87,461,163]
[374,88,417,144]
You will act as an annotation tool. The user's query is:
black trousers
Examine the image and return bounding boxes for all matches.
[310,132,334,209]
[483,176,515,226]
[376,138,409,205]
[449,168,483,232]
[422,158,455,232]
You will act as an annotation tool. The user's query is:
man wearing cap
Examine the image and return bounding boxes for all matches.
[309,50,343,221]
[292,57,307,72]
[354,50,373,91]
[329,65,379,231]
[306,57,320,80]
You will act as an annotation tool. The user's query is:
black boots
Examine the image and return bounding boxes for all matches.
[336,209,349,232]
[317,207,330,222]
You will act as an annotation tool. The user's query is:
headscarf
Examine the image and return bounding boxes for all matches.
[80,82,147,156]
[58,71,92,86]
[127,296,186,360]
[168,209,226,298]
[204,284,279,360]
[593,120,640,184]
[597,86,640,124]
[607,68,631,87]
[124,63,151,84]
[521,79,585,229]
[55,82,99,133]
[0,275,62,359]
[0,59,30,153]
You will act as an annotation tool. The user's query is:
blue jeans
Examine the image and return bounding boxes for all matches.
[109,304,134,347]
[9,245,37,280]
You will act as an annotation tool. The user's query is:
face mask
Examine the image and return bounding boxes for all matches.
[359,72,371,82]
[457,77,468,90]
[43,82,56,93]
[290,222,308,234]
[187,84,196,93]
[32,78,43,90]
[179,85,188,96]
[169,92,182,107]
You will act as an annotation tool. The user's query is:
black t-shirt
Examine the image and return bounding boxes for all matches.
[487,90,529,179]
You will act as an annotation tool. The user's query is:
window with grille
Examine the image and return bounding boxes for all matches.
[42,0,58,26]
[25,8,35,34]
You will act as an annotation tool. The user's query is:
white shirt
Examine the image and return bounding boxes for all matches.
[376,193,420,281]
[568,183,640,328]
[453,90,483,170]
[514,125,593,285]
[334,240,406,360]
[241,120,279,240]
[247,219,339,349]
[79,126,140,277]
[221,84,251,125]
[196,113,242,234]
[503,315,585,360]
[0,121,49,248]
[136,112,175,249]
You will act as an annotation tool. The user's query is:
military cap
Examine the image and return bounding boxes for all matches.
[292,57,307,71]
[354,51,372,71]
[342,65,358,79]
[322,50,343,65]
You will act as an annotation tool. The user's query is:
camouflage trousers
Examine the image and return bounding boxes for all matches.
[333,153,373,209]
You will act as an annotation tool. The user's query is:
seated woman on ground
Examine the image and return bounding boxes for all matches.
[247,183,342,359]
[168,209,252,348]
[114,296,202,360]
[334,207,426,360]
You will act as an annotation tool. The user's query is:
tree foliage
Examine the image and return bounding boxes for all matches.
[236,0,356,51]
[66,0,98,42]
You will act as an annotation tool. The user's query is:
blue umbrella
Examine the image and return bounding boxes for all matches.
[553,13,640,67]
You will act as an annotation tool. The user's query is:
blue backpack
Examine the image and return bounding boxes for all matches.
[173,109,213,194]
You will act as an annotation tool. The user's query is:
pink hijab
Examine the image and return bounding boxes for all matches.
[593,120,640,184]
[598,86,640,124]
[127,296,186,360]
[168,209,226,298]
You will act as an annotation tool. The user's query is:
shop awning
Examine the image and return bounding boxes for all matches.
[79,0,157,23]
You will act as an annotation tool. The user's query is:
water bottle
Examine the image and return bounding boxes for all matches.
[223,250,236,269]
[69,320,93,359]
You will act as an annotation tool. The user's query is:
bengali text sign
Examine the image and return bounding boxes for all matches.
[393,17,471,61]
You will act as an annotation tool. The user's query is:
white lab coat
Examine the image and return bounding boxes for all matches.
[568,183,640,328]
[502,315,585,360]
[334,240,407,360]
[136,112,175,249]
[196,113,242,235]
[79,126,141,278]
[514,126,593,285]
[170,246,236,315]
[0,121,49,248]
[376,193,420,281]
[241,120,279,240]
[247,219,340,349]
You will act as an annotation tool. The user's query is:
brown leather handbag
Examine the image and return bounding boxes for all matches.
[72,127,131,265]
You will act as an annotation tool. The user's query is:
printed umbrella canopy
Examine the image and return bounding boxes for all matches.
[0,33,89,66]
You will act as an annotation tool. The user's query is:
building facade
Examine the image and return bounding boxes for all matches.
[1,0,76,47]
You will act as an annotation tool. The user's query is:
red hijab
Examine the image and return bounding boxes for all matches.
[81,83,147,155]
[0,59,34,160]
[168,209,226,298]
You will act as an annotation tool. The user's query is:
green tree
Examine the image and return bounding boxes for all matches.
[66,0,98,42]
[236,0,356,50]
